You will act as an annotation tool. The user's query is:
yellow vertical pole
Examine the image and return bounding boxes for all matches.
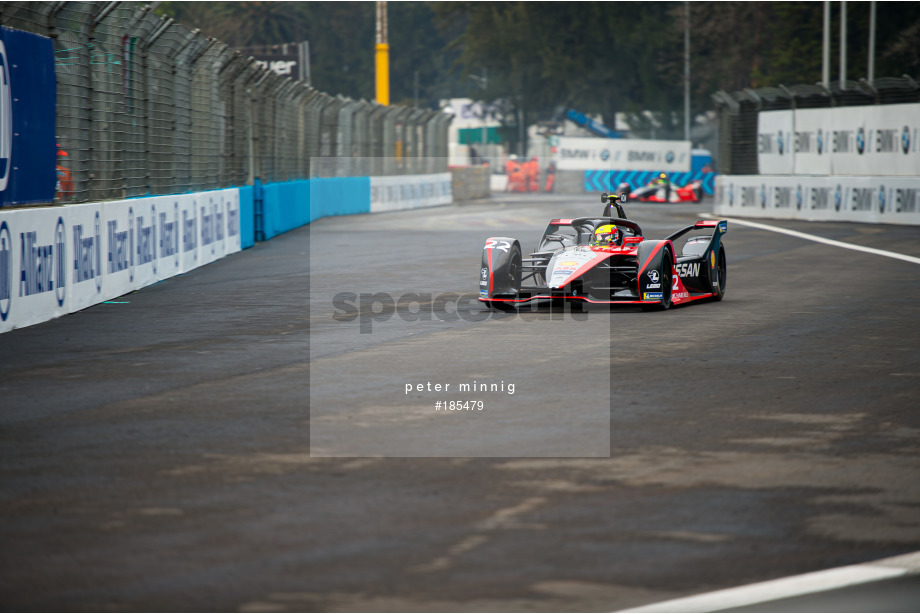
[376,43,389,105]
[376,2,389,106]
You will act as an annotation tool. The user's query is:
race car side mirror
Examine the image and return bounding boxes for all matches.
[619,193,628,203]
[600,192,609,204]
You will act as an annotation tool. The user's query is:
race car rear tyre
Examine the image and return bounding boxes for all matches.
[712,246,727,301]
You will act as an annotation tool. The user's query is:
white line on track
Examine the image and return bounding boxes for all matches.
[618,550,920,613]
[701,214,920,265]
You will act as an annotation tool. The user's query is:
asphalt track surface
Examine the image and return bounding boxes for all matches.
[2,194,920,611]
[727,574,920,613]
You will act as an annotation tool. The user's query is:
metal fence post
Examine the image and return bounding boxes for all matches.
[253,176,264,242]
[248,68,271,184]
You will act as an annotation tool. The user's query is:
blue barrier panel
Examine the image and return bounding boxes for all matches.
[238,185,255,249]
[584,170,718,195]
[308,177,370,223]
[258,177,370,240]
[243,177,371,241]
[262,180,310,239]
[0,27,56,207]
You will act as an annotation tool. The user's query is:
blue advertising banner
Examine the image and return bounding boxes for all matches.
[0,27,57,207]
[584,170,718,195]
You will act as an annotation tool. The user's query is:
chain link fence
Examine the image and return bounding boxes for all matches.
[712,76,920,174]
[0,1,451,205]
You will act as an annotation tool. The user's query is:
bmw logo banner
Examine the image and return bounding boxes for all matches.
[713,175,920,226]
[553,136,691,173]
[0,189,243,334]
[785,104,919,176]
[0,27,57,208]
[756,111,795,174]
[758,105,919,176]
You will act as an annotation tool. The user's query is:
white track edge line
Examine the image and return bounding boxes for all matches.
[700,214,920,265]
[618,552,920,613]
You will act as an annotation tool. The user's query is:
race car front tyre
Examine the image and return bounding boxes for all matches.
[642,246,673,311]
[484,300,516,312]
[659,247,673,309]
[484,243,522,311]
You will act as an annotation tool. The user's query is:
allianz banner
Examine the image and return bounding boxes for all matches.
[554,137,691,172]
[0,27,56,207]
[759,104,920,176]
[0,189,241,333]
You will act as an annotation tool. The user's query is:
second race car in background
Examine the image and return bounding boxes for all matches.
[618,175,703,203]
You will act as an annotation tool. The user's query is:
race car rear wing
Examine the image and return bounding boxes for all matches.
[665,220,727,242]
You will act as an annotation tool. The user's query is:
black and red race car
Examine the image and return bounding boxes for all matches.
[617,178,703,203]
[479,193,727,310]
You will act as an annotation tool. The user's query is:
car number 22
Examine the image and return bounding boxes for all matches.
[484,239,511,253]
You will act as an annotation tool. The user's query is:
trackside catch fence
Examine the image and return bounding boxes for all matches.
[712,77,920,175]
[0,1,450,206]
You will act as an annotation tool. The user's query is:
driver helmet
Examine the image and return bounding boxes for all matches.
[658,172,668,182]
[593,224,620,247]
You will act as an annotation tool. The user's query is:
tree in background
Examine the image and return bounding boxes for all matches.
[665,1,920,94]
[158,1,459,108]
[434,2,687,151]
[158,1,920,148]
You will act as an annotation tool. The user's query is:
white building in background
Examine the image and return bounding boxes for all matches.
[441,99,639,168]
[440,98,505,167]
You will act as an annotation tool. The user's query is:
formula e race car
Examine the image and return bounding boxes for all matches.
[617,179,703,203]
[479,193,727,310]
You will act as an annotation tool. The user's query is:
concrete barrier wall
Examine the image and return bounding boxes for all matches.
[259,174,450,239]
[263,181,312,238]
[551,171,587,195]
[238,186,256,249]
[715,175,920,225]
[261,178,374,240]
[308,178,373,223]
[260,178,372,239]
[1,188,242,333]
[758,104,920,176]
[450,166,491,201]
[371,173,452,213]
[1,173,454,333]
